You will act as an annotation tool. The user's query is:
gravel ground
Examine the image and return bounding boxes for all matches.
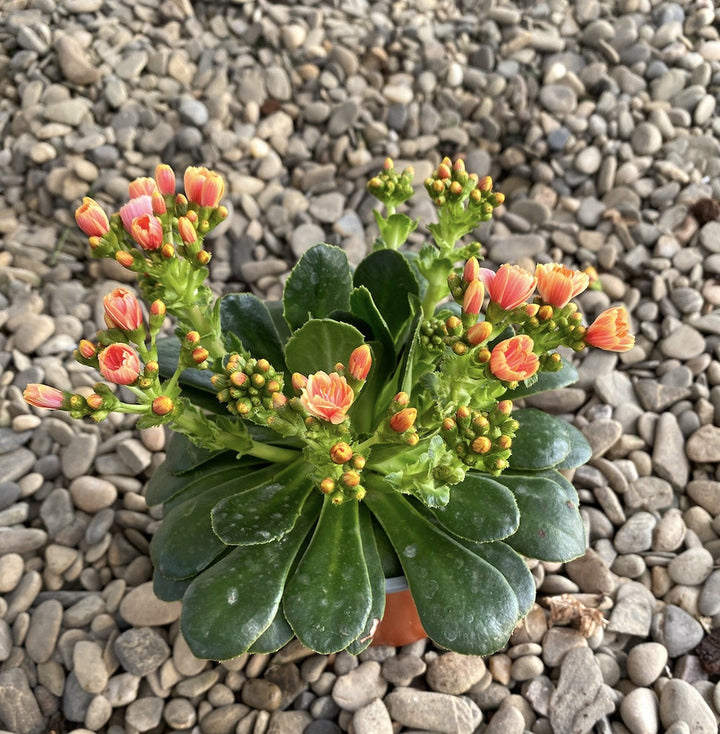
[3,0,720,732]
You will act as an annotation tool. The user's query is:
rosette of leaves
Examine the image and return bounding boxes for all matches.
[151,244,590,660]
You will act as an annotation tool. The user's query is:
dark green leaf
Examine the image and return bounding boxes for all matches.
[284,498,372,654]
[353,249,418,343]
[509,408,572,469]
[345,505,387,654]
[365,479,519,655]
[212,462,314,545]
[285,319,365,375]
[283,244,353,331]
[247,608,295,654]
[350,287,396,359]
[555,421,592,469]
[152,567,193,602]
[220,293,287,372]
[501,474,586,562]
[265,300,292,344]
[162,431,225,475]
[373,518,403,579]
[150,464,279,580]
[465,541,536,619]
[432,472,519,543]
[180,495,320,660]
[508,358,579,398]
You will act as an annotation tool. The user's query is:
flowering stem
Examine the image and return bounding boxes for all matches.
[422,278,449,320]
[183,304,226,361]
[245,441,298,463]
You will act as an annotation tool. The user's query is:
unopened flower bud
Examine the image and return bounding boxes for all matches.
[466,321,492,345]
[393,391,409,407]
[446,316,462,333]
[115,251,134,268]
[538,305,554,321]
[463,257,480,283]
[406,433,419,446]
[86,393,103,410]
[186,331,200,344]
[291,373,307,392]
[155,163,176,195]
[256,359,270,373]
[497,435,512,449]
[476,348,491,363]
[230,371,247,387]
[152,396,174,415]
[330,442,353,464]
[192,347,209,364]
[319,478,335,494]
[478,175,493,192]
[272,393,287,409]
[197,250,211,265]
[78,339,97,359]
[150,300,166,316]
[348,344,372,381]
[437,163,451,180]
[390,407,417,433]
[342,471,361,488]
[456,406,471,420]
[151,191,166,215]
[472,436,492,454]
[352,454,366,470]
[178,216,197,244]
[526,303,540,318]
[145,360,159,373]
[161,243,175,258]
[442,417,456,431]
[497,400,513,415]
[453,342,467,355]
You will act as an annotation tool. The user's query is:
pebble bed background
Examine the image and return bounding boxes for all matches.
[3,0,720,732]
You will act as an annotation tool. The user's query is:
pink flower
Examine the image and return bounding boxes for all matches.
[585,307,635,352]
[155,164,176,195]
[184,166,225,207]
[300,371,354,424]
[75,198,109,237]
[489,335,539,382]
[23,384,65,409]
[128,177,157,199]
[480,264,537,311]
[103,288,143,332]
[535,263,589,308]
[348,345,372,381]
[462,279,485,315]
[130,214,164,251]
[98,344,142,385]
[463,257,480,283]
[177,216,197,244]
[119,195,154,232]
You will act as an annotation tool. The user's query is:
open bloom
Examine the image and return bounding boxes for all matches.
[103,288,143,332]
[348,345,372,381]
[184,166,225,207]
[23,384,65,410]
[480,264,536,311]
[120,195,154,232]
[130,214,164,251]
[75,198,109,237]
[535,263,589,308]
[98,344,142,385]
[489,335,539,382]
[585,306,635,352]
[300,371,354,424]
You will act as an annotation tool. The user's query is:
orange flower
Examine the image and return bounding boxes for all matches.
[23,384,65,410]
[481,264,536,310]
[466,321,492,345]
[463,256,480,283]
[130,214,164,251]
[489,335,539,382]
[177,216,197,244]
[128,177,157,199]
[535,263,589,308]
[154,164,176,195]
[585,306,635,352]
[103,288,143,332]
[119,195,153,231]
[184,166,225,207]
[348,344,372,381]
[462,279,485,315]
[75,198,109,237]
[98,344,142,385]
[300,371,354,424]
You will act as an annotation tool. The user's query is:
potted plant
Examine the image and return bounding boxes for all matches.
[25,159,634,658]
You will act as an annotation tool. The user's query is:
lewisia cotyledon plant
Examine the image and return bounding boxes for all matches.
[25,158,634,659]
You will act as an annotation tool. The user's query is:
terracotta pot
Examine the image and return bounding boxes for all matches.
[371,576,427,647]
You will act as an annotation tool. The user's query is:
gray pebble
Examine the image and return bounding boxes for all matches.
[385,687,482,734]
[660,679,717,733]
[0,667,46,734]
[662,604,704,658]
[114,627,170,676]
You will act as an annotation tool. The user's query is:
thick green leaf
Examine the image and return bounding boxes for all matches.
[162,432,225,474]
[283,244,353,331]
[346,505,387,654]
[508,358,579,398]
[509,408,571,469]
[501,474,586,562]
[350,287,396,359]
[555,421,592,469]
[284,498,372,654]
[365,479,519,655]
[265,300,292,344]
[152,567,193,602]
[150,464,279,580]
[220,293,287,372]
[212,462,313,545]
[247,608,295,654]
[285,319,365,375]
[373,518,403,579]
[353,249,418,343]
[466,540,536,620]
[181,495,320,660]
[431,472,519,543]
[535,468,579,505]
